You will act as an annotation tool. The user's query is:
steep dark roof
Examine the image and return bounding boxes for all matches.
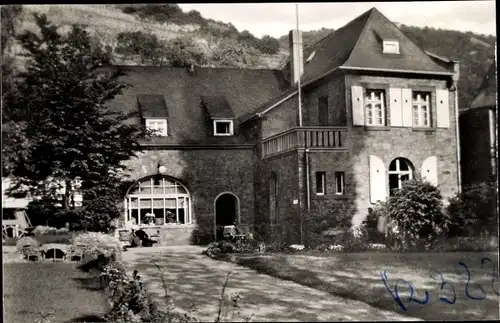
[341,8,453,74]
[137,94,168,118]
[251,7,455,120]
[299,8,373,84]
[201,96,235,119]
[470,63,497,110]
[107,66,287,145]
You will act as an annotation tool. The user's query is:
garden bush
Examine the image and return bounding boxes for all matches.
[15,236,40,251]
[73,231,122,262]
[446,181,498,237]
[72,196,121,233]
[383,179,450,250]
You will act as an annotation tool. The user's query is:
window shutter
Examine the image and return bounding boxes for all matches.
[421,156,438,186]
[369,155,387,203]
[436,89,450,128]
[401,88,412,127]
[351,86,364,126]
[389,88,403,127]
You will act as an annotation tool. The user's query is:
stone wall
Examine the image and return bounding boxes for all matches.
[460,107,495,186]
[121,148,255,244]
[344,74,459,226]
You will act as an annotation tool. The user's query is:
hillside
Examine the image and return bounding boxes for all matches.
[5,4,496,111]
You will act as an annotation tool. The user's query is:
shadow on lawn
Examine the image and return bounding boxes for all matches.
[65,314,107,322]
[123,250,415,322]
[232,253,499,321]
[73,276,105,291]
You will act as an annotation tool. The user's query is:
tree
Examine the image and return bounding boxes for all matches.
[115,31,165,65]
[2,13,150,210]
[1,5,23,54]
[164,36,208,67]
[257,35,281,55]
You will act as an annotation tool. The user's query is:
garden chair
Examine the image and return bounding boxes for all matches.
[69,245,85,262]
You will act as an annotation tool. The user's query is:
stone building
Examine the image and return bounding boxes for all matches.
[110,7,461,245]
[460,63,497,187]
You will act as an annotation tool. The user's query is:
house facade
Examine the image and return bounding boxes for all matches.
[460,63,497,188]
[108,8,460,245]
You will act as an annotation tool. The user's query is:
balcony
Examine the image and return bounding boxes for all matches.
[262,127,347,158]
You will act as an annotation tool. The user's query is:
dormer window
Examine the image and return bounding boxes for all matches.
[201,95,235,137]
[137,94,169,137]
[146,118,168,136]
[383,40,400,54]
[213,119,234,136]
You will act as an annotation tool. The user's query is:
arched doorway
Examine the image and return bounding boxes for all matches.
[125,175,191,226]
[269,172,279,224]
[388,157,415,196]
[214,193,240,241]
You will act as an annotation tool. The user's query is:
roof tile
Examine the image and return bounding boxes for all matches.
[137,94,168,118]
[107,66,286,145]
[201,95,235,119]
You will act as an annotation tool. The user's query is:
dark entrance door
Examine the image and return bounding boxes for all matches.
[215,194,237,240]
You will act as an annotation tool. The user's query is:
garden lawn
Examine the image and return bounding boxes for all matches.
[222,251,499,321]
[3,262,108,323]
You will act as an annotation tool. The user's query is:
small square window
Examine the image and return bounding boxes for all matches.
[335,172,345,195]
[146,119,168,136]
[316,172,326,195]
[383,40,400,54]
[213,120,234,136]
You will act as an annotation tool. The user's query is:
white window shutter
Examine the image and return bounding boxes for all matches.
[401,88,412,127]
[421,156,438,186]
[369,155,387,203]
[436,89,450,128]
[351,86,364,126]
[389,88,403,127]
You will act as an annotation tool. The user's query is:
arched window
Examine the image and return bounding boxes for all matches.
[388,158,414,196]
[125,175,191,226]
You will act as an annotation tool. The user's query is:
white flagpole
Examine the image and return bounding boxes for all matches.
[296,3,303,127]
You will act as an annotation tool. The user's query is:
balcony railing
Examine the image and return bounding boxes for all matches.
[262,127,347,158]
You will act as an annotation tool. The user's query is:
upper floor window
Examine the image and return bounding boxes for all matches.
[412,92,431,127]
[365,89,386,126]
[146,119,168,136]
[383,40,400,54]
[213,119,234,136]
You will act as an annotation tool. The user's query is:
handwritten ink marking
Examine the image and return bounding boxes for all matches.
[381,270,409,312]
[458,261,487,300]
[480,257,500,297]
[429,269,456,304]
[381,270,429,312]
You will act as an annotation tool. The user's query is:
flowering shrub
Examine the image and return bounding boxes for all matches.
[367,243,387,251]
[16,236,40,251]
[73,232,122,261]
[384,179,450,250]
[32,225,57,236]
[328,244,344,251]
[100,262,199,323]
[289,244,305,251]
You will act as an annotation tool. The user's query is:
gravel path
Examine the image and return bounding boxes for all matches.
[121,246,421,322]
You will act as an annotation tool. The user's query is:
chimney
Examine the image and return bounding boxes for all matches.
[289,29,304,85]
